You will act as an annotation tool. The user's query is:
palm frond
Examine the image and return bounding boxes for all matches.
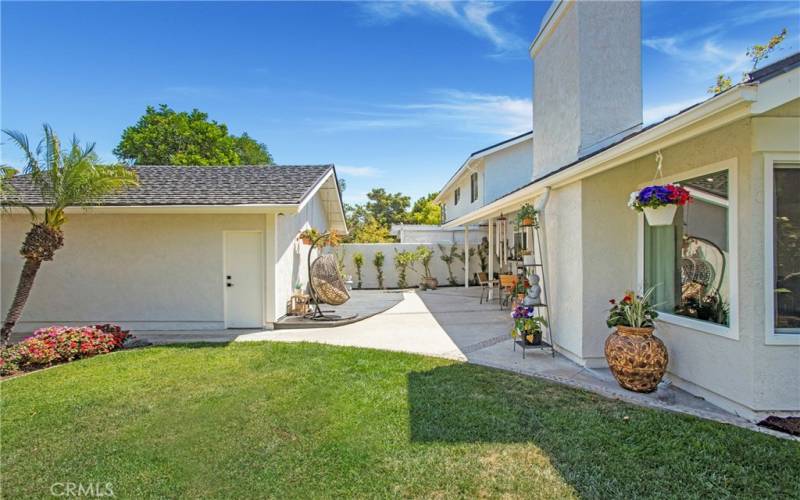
[1,130,39,172]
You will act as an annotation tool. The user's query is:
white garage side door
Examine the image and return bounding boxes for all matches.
[224,231,264,328]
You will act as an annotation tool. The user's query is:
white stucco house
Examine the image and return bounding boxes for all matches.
[1,165,346,331]
[437,0,799,419]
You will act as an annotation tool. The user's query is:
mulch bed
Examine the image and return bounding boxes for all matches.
[757,416,800,437]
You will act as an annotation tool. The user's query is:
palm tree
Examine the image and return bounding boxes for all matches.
[0,125,139,345]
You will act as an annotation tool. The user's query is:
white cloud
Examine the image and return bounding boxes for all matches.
[359,1,524,52]
[643,97,704,125]
[642,4,799,82]
[321,89,532,138]
[336,165,382,177]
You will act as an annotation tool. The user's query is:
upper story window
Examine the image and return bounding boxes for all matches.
[454,187,461,205]
[470,172,479,203]
[773,164,799,334]
[644,169,731,328]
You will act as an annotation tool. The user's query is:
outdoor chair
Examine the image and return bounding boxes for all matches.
[498,274,517,310]
[477,272,498,304]
[306,233,354,321]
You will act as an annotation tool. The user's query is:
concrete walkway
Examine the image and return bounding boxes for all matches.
[126,287,791,438]
[235,292,466,360]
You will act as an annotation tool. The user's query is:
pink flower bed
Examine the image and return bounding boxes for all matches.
[0,324,130,376]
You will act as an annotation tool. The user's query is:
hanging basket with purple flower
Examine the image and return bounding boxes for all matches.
[628,183,691,226]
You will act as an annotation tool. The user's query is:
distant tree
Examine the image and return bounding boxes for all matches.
[114,104,273,166]
[747,28,787,70]
[365,188,410,227]
[708,74,733,95]
[1,126,139,345]
[408,192,442,225]
[708,27,788,94]
[233,133,273,165]
[338,177,347,193]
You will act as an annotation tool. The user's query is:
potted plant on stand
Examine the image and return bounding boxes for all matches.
[605,287,668,393]
[516,203,538,227]
[628,184,691,226]
[511,305,547,345]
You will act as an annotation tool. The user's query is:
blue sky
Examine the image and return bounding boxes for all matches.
[2,1,798,204]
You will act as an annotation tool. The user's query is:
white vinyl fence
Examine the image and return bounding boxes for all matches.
[331,243,486,289]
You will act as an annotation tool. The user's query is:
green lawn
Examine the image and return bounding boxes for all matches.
[2,342,798,499]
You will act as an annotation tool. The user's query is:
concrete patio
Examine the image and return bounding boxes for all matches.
[118,286,789,437]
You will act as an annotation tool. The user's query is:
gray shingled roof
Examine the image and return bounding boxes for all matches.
[4,165,334,206]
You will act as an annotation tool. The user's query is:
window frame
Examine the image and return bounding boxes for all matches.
[636,157,739,340]
[454,187,460,206]
[764,153,800,346]
[470,172,479,203]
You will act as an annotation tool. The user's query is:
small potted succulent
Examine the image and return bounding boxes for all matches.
[605,287,668,393]
[514,277,529,303]
[511,305,548,345]
[516,203,538,227]
[628,184,691,226]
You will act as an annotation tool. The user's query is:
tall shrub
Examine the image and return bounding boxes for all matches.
[373,251,385,289]
[437,243,458,286]
[353,252,364,289]
[394,249,419,289]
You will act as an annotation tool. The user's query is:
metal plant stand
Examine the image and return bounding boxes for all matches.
[512,222,555,358]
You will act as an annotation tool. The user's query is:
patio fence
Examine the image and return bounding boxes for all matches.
[333,243,484,289]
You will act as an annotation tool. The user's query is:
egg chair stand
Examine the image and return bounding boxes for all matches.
[305,233,357,321]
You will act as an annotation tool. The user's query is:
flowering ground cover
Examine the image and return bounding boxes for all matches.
[0,324,129,376]
[1,342,798,498]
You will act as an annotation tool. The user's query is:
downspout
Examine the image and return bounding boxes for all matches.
[534,187,555,350]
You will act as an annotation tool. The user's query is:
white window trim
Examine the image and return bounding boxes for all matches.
[636,157,739,340]
[764,153,800,346]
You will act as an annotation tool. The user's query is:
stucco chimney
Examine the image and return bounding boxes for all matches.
[531,0,642,177]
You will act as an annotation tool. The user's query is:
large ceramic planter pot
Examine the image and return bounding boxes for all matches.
[423,277,438,290]
[604,326,668,393]
[643,205,677,226]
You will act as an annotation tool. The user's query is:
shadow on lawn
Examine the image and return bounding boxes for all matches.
[406,363,800,498]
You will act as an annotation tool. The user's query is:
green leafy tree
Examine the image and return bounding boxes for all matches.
[0,126,139,345]
[114,104,273,166]
[708,28,788,94]
[344,203,394,243]
[366,188,410,227]
[408,192,442,225]
[234,133,273,165]
[747,28,787,70]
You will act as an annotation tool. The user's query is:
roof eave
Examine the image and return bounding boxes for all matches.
[443,85,758,229]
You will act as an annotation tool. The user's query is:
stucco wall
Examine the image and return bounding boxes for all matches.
[275,193,330,319]
[533,4,580,176]
[483,140,534,203]
[558,115,800,416]
[1,213,266,331]
[441,164,484,222]
[542,181,584,361]
[532,1,641,176]
[337,243,483,290]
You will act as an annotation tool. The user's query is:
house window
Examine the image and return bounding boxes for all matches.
[644,169,731,327]
[513,228,528,258]
[773,165,800,333]
[454,187,461,205]
[470,172,478,203]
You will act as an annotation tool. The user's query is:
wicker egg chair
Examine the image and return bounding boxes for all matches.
[306,233,356,321]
